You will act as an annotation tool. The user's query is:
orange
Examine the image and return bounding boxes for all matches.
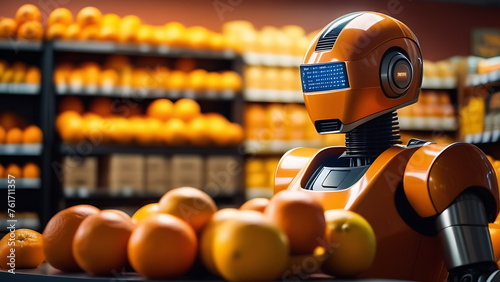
[22,162,40,178]
[58,96,84,114]
[0,126,5,143]
[206,72,223,91]
[490,223,500,262]
[185,26,210,49]
[146,99,174,121]
[128,213,197,279]
[321,209,376,277]
[56,110,81,132]
[0,229,44,269]
[108,117,133,144]
[265,190,326,255]
[186,69,208,91]
[0,18,18,38]
[212,211,289,281]
[199,208,246,275]
[134,25,153,44]
[5,127,23,144]
[226,122,244,145]
[117,15,141,43]
[22,125,43,143]
[0,112,25,131]
[101,13,121,27]
[63,24,81,40]
[135,118,162,146]
[240,197,270,213]
[131,203,159,224]
[99,69,119,86]
[47,8,73,26]
[0,164,4,178]
[161,118,188,146]
[15,4,41,25]
[166,70,187,90]
[221,71,243,91]
[17,21,43,40]
[174,98,201,122]
[82,115,104,144]
[98,24,119,41]
[163,22,187,47]
[158,186,217,234]
[5,164,21,178]
[206,114,229,146]
[79,25,100,41]
[76,7,102,27]
[25,66,41,84]
[73,209,134,276]
[43,204,100,271]
[89,97,113,117]
[186,115,210,146]
[208,33,225,50]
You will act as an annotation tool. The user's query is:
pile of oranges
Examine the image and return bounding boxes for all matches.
[0,187,377,280]
[0,162,40,178]
[0,112,43,145]
[0,61,41,85]
[54,58,243,96]
[0,4,43,40]
[56,96,243,147]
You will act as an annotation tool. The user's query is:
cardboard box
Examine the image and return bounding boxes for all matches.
[100,154,145,194]
[62,156,97,193]
[145,155,169,195]
[205,156,240,196]
[170,155,204,189]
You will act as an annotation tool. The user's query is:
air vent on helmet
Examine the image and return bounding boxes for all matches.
[315,119,342,133]
[315,12,363,52]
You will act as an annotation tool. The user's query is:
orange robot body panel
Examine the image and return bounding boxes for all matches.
[274,145,448,281]
[404,142,500,220]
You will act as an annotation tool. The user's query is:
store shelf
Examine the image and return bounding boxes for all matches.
[244,139,322,155]
[0,144,42,156]
[55,86,239,100]
[53,40,237,60]
[464,131,500,144]
[0,217,40,231]
[421,77,457,89]
[244,89,304,103]
[399,117,458,132]
[242,52,301,67]
[0,39,43,52]
[0,83,40,95]
[60,144,242,156]
[0,178,41,189]
[465,71,500,87]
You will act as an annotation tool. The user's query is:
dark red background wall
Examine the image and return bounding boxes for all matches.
[1,0,499,61]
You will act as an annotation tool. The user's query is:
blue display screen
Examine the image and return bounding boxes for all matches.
[300,62,349,93]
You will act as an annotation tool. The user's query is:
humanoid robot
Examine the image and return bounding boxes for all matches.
[274,12,500,281]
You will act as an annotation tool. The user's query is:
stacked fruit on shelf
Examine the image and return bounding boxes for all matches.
[398,90,456,131]
[0,111,43,145]
[244,65,302,102]
[223,21,313,66]
[0,60,41,93]
[460,95,486,142]
[422,58,458,88]
[56,96,243,147]
[245,157,280,198]
[0,162,40,179]
[53,56,242,97]
[0,4,44,40]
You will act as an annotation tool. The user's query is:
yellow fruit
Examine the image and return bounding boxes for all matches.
[321,209,376,277]
[212,212,289,281]
[131,203,159,224]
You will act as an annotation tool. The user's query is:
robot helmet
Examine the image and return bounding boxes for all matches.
[300,12,423,133]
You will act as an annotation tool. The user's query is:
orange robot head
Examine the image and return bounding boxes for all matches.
[301,12,423,133]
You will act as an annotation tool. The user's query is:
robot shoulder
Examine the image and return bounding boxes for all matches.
[403,142,499,220]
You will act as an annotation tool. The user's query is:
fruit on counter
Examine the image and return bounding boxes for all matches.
[212,210,290,281]
[240,197,270,213]
[72,209,134,276]
[131,203,159,224]
[0,228,45,269]
[265,190,326,255]
[157,186,217,234]
[320,209,376,277]
[128,213,198,279]
[43,204,100,272]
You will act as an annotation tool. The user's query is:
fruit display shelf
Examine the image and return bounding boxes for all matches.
[0,144,42,156]
[60,144,242,156]
[0,39,42,52]
[53,40,237,60]
[0,263,411,281]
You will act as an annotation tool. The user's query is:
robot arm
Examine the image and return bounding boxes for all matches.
[404,143,500,280]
